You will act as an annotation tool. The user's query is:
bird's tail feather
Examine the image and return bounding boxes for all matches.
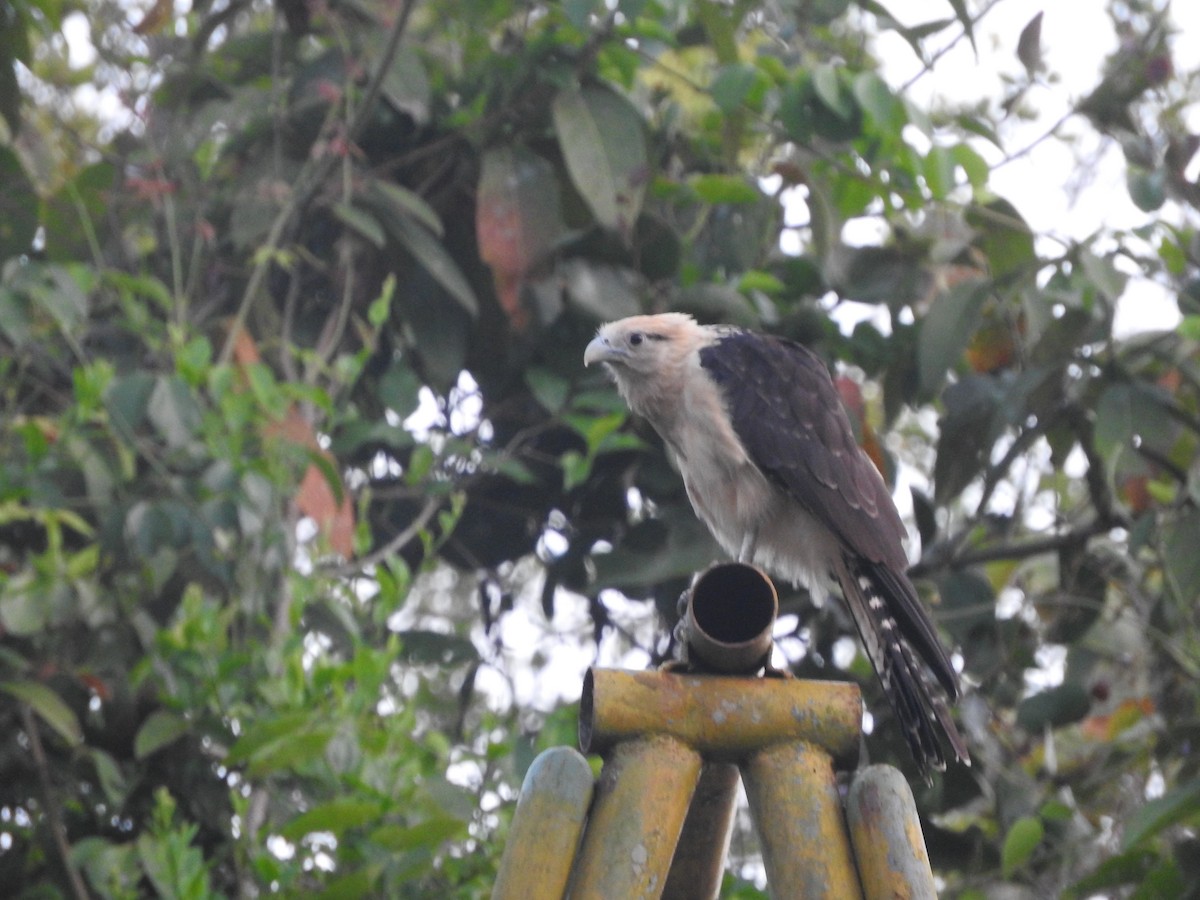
[835,556,970,777]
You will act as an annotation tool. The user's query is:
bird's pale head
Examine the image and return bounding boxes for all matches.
[583,313,697,375]
[583,313,705,422]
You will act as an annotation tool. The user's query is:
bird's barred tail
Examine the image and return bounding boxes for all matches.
[836,555,970,778]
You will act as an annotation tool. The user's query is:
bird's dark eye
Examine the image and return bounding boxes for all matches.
[629,333,643,346]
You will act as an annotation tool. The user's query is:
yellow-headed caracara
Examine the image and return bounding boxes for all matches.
[584,313,969,774]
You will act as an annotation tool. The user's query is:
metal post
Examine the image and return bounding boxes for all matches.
[846,764,938,900]
[741,740,864,900]
[492,746,594,900]
[489,563,945,899]
[568,735,703,900]
[661,762,740,900]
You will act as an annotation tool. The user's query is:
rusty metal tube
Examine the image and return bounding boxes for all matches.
[685,562,778,673]
[661,762,740,900]
[492,746,594,900]
[846,764,938,900]
[580,668,861,766]
[741,740,864,899]
[569,735,703,900]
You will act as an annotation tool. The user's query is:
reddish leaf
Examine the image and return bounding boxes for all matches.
[267,408,355,558]
[476,146,565,330]
[1081,698,1155,742]
[835,376,887,478]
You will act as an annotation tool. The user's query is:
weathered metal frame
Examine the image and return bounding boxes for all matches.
[492,564,940,899]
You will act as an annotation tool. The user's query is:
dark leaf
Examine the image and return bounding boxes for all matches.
[1122,776,1200,850]
[1,680,83,746]
[1016,682,1091,731]
[1016,11,1044,76]
[918,276,992,397]
[934,374,1003,504]
[0,147,36,262]
[1001,816,1044,878]
[553,85,648,240]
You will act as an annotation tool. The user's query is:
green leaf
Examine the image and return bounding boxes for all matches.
[918,276,991,397]
[395,630,479,666]
[689,174,760,205]
[280,799,383,842]
[1016,682,1091,731]
[1122,776,1200,850]
[967,199,1035,281]
[134,710,190,759]
[1093,382,1176,477]
[923,145,956,199]
[812,65,854,120]
[364,180,443,237]
[1001,816,1044,878]
[370,816,466,852]
[526,367,570,414]
[386,210,478,316]
[1126,166,1165,213]
[853,71,902,128]
[933,375,1003,504]
[147,375,203,448]
[227,711,336,776]
[552,85,648,239]
[710,63,764,113]
[1162,508,1200,604]
[333,202,386,248]
[1,680,83,746]
[1067,848,1159,897]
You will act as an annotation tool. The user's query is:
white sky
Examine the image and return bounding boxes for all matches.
[874,0,1197,336]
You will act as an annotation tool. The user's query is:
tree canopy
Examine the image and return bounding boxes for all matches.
[2,0,1199,896]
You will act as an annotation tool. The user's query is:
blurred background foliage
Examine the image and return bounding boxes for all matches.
[1,0,1199,895]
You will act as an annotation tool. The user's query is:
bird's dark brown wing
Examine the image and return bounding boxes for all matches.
[699,330,959,698]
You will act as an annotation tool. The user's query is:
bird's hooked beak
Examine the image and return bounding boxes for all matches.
[584,333,626,367]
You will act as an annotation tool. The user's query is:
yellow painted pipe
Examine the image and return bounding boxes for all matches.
[741,740,864,899]
[846,764,937,900]
[661,762,740,900]
[569,735,703,900]
[580,668,862,766]
[492,746,594,900]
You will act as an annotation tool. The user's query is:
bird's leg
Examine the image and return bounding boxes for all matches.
[737,530,758,565]
[735,528,792,677]
[659,587,693,672]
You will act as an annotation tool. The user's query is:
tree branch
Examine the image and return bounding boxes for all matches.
[322,495,443,578]
[218,0,420,365]
[910,518,1114,578]
[21,705,90,900]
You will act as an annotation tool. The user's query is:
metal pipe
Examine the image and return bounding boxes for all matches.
[492,747,594,900]
[846,764,938,900]
[741,740,864,900]
[568,735,703,900]
[685,562,778,673]
[580,668,862,766]
[661,762,740,900]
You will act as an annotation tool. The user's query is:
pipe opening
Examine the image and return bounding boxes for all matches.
[686,563,779,674]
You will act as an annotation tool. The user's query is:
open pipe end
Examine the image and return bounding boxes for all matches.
[685,562,779,675]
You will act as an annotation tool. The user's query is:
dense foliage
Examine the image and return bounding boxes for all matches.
[2,0,1199,895]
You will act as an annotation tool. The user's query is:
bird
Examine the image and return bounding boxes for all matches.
[584,312,969,774]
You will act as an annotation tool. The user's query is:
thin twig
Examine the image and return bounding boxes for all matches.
[910,518,1114,578]
[218,0,419,366]
[899,0,1007,93]
[20,705,90,900]
[322,495,443,578]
